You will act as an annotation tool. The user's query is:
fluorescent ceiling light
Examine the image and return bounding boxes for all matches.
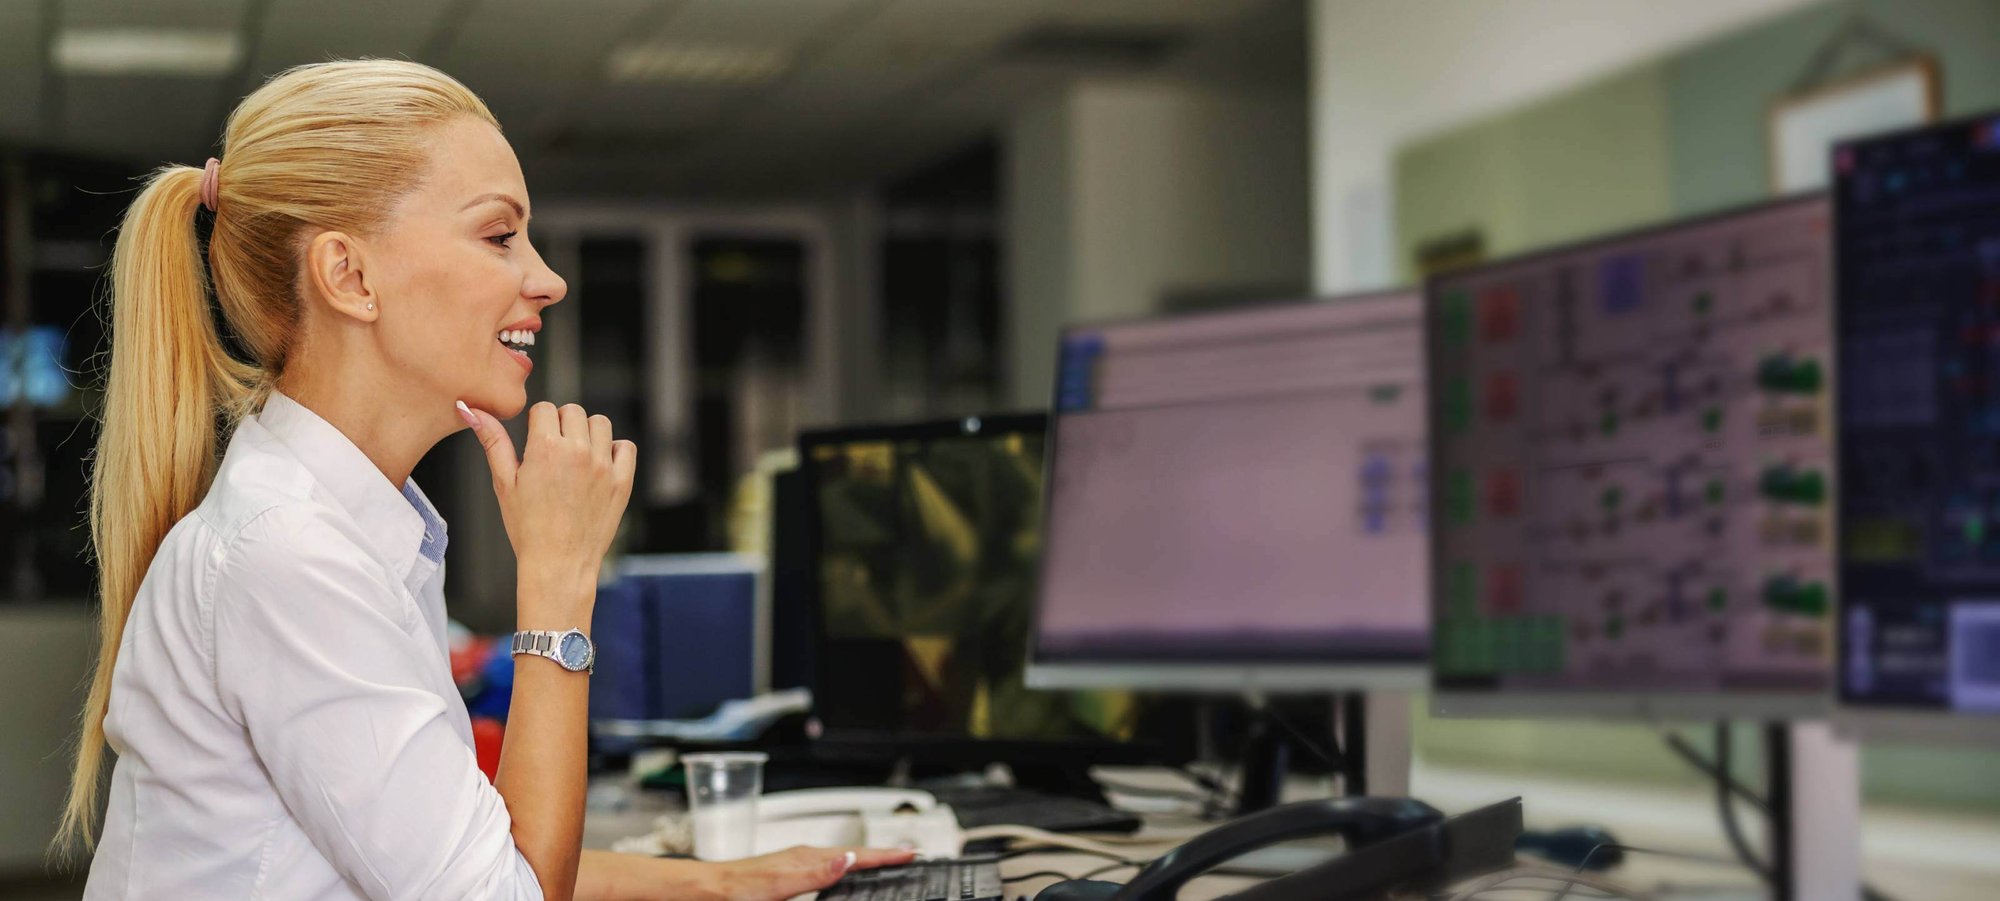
[606,42,789,84]
[53,28,242,77]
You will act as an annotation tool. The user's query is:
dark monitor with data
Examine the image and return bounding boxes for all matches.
[1835,113,2000,737]
[1427,197,1836,717]
[1028,292,1430,692]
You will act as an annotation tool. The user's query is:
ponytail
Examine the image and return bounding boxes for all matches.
[56,165,259,854]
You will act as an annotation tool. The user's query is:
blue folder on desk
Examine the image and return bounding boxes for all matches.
[590,554,759,726]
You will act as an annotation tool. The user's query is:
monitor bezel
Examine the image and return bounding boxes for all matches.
[1829,110,2000,737]
[1423,192,1839,721]
[1025,289,1432,694]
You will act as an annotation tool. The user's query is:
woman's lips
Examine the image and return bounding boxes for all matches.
[503,343,533,375]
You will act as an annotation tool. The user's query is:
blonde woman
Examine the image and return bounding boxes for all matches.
[62,60,912,900]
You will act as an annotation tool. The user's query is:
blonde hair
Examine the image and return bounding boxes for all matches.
[58,59,497,854]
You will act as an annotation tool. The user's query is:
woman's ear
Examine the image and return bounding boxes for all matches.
[303,231,379,323]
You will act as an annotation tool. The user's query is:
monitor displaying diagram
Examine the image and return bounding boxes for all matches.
[1428,197,1835,710]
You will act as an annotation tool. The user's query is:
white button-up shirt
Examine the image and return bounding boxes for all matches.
[85,393,542,900]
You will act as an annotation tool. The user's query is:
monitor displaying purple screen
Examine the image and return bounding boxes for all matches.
[1428,197,1836,706]
[1033,293,1430,666]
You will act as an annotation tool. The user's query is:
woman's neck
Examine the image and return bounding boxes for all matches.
[276,360,454,489]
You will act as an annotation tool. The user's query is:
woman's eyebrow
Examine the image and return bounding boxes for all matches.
[460,192,527,219]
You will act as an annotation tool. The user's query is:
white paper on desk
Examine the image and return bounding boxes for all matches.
[593,687,811,741]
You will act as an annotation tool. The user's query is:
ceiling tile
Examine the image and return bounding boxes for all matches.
[61,0,248,30]
[450,72,580,135]
[569,80,744,131]
[248,0,456,75]
[435,0,657,83]
[1038,0,1265,28]
[647,0,864,50]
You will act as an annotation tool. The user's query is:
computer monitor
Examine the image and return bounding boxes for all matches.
[1834,111,2000,742]
[1427,196,1837,719]
[1027,291,1430,693]
[796,416,1188,765]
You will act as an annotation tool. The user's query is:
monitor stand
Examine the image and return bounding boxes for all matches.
[1766,720,1861,901]
[1233,690,1413,815]
[1009,759,1112,805]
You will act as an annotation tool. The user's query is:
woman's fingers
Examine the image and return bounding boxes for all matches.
[527,400,559,444]
[737,846,919,900]
[589,414,612,467]
[458,401,518,491]
[559,403,588,442]
[844,848,919,871]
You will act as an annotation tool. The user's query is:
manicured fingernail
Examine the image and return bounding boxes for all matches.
[455,400,478,428]
[841,851,856,872]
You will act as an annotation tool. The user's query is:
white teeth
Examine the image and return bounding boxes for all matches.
[525,331,535,347]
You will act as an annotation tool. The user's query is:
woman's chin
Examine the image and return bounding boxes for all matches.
[472,385,530,420]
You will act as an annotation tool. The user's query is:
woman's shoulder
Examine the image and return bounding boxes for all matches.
[197,424,325,542]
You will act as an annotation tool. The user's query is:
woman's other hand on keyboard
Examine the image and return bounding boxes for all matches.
[713,846,920,901]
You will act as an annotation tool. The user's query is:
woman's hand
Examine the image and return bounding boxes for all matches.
[576,847,920,901]
[710,847,921,901]
[460,400,635,619]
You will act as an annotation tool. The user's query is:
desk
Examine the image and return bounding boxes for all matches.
[582,771,1426,901]
[979,815,1266,901]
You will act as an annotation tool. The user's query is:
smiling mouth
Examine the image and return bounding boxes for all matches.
[499,328,535,373]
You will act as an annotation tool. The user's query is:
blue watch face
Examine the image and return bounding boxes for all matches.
[557,632,592,670]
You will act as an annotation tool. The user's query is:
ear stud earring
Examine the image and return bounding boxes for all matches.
[366,303,375,311]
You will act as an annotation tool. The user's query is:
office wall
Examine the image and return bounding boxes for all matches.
[1309,0,1827,293]
[1393,62,1675,282]
[1388,0,2000,812]
[0,607,92,870]
[1004,79,1311,408]
[1666,0,2000,216]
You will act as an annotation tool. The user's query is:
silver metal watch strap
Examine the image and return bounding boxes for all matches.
[510,629,592,673]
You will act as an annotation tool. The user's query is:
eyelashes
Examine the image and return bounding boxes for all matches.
[487,231,518,248]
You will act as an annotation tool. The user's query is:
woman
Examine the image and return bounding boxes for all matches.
[61,59,913,900]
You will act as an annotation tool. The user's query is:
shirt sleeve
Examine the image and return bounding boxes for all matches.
[211,504,545,901]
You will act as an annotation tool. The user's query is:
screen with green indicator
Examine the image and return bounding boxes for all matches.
[1427,197,1836,703]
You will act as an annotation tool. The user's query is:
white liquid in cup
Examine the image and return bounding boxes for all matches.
[691,799,758,861]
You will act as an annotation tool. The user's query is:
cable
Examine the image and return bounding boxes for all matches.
[1711,723,1774,884]
[1448,864,1651,901]
[1663,729,1767,812]
[1000,870,1076,885]
[1557,843,1742,872]
[1259,705,1343,771]
[1081,861,1141,881]
[959,825,1151,858]
[993,845,1136,865]
[1657,725,1900,901]
[1172,763,1234,799]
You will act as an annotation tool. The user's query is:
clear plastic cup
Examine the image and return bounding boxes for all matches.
[681,751,768,861]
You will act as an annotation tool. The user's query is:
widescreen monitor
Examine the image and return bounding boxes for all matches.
[1029,292,1430,693]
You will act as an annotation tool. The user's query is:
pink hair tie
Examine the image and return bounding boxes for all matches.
[199,157,221,213]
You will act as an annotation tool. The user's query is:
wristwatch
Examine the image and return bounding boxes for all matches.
[511,628,596,674]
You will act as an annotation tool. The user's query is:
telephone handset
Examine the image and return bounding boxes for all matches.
[615,787,964,860]
[756,787,937,821]
[1033,797,1523,901]
[752,787,963,858]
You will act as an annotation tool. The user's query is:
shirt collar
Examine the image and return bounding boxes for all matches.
[254,392,448,588]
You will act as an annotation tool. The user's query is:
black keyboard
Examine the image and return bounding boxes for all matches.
[929,785,1142,834]
[816,858,1004,901]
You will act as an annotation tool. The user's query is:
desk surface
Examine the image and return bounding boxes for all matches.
[592,764,2000,901]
